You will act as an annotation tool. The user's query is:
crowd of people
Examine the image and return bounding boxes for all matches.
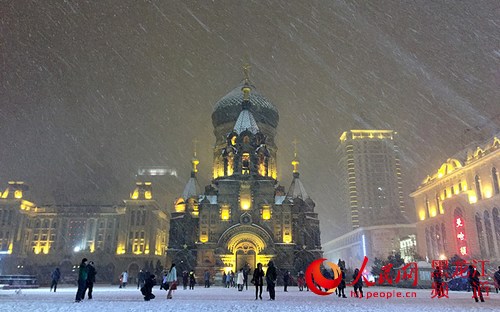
[49,257,500,303]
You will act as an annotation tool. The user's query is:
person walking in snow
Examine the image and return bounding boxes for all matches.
[283,271,291,292]
[226,271,231,288]
[50,267,61,292]
[352,268,363,298]
[84,261,97,299]
[182,270,188,290]
[120,270,128,288]
[337,267,347,298]
[189,270,196,290]
[468,265,484,302]
[204,270,211,288]
[137,269,146,290]
[297,271,305,291]
[75,258,88,302]
[237,268,244,291]
[494,266,500,294]
[266,261,277,300]
[252,263,265,300]
[166,263,178,299]
[142,273,156,301]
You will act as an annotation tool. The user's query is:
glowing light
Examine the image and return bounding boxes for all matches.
[439,254,447,260]
[283,232,292,244]
[484,187,492,199]
[174,198,186,213]
[131,190,139,200]
[419,210,426,221]
[74,246,81,252]
[221,206,230,221]
[200,234,208,243]
[14,190,22,199]
[258,163,266,176]
[362,234,366,257]
[262,206,271,220]
[430,208,437,217]
[116,245,126,255]
[459,246,467,256]
[457,232,465,241]
[456,218,463,227]
[145,191,152,200]
[468,194,477,204]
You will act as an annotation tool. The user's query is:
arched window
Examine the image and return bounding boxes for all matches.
[492,208,500,253]
[435,224,443,255]
[475,213,487,257]
[441,223,447,252]
[475,175,482,200]
[425,227,432,260]
[430,226,437,260]
[493,167,499,195]
[425,197,430,218]
[484,211,495,257]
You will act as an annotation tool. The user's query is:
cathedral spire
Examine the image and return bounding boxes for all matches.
[192,139,199,175]
[242,63,252,101]
[291,139,300,174]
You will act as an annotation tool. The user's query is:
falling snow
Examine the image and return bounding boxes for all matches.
[1,1,499,240]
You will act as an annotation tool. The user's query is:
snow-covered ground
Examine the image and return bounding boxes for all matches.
[0,285,498,312]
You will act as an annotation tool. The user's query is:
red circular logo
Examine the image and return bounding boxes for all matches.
[305,258,342,295]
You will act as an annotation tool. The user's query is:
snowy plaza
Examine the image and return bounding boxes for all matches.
[1,285,499,312]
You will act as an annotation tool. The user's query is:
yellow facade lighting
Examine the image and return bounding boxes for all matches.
[221,206,230,221]
[261,206,271,220]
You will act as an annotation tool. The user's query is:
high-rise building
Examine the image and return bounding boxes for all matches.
[322,130,415,269]
[339,130,407,229]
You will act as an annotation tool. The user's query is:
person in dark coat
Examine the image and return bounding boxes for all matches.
[266,261,277,300]
[243,264,250,290]
[352,268,363,298]
[494,266,500,294]
[283,271,290,292]
[50,268,61,292]
[468,265,484,302]
[204,270,210,288]
[252,263,265,300]
[84,261,97,299]
[142,273,156,301]
[182,270,188,290]
[189,270,196,290]
[222,272,227,288]
[337,267,346,298]
[137,269,146,289]
[75,258,88,302]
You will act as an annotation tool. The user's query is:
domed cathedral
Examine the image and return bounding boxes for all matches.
[167,67,322,279]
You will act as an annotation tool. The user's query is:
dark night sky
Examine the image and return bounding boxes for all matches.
[1,0,499,240]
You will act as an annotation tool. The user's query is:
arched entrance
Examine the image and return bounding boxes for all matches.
[235,242,256,271]
[218,224,274,272]
[128,263,140,286]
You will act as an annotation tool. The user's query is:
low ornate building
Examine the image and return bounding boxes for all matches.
[410,134,500,262]
[167,74,322,279]
[0,181,169,285]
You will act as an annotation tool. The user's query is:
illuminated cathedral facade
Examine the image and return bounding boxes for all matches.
[167,74,322,277]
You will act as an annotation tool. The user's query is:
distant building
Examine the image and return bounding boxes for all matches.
[167,72,322,281]
[323,130,415,269]
[339,130,407,229]
[0,181,169,284]
[411,134,500,261]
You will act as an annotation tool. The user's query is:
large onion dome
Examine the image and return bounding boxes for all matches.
[212,85,279,129]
